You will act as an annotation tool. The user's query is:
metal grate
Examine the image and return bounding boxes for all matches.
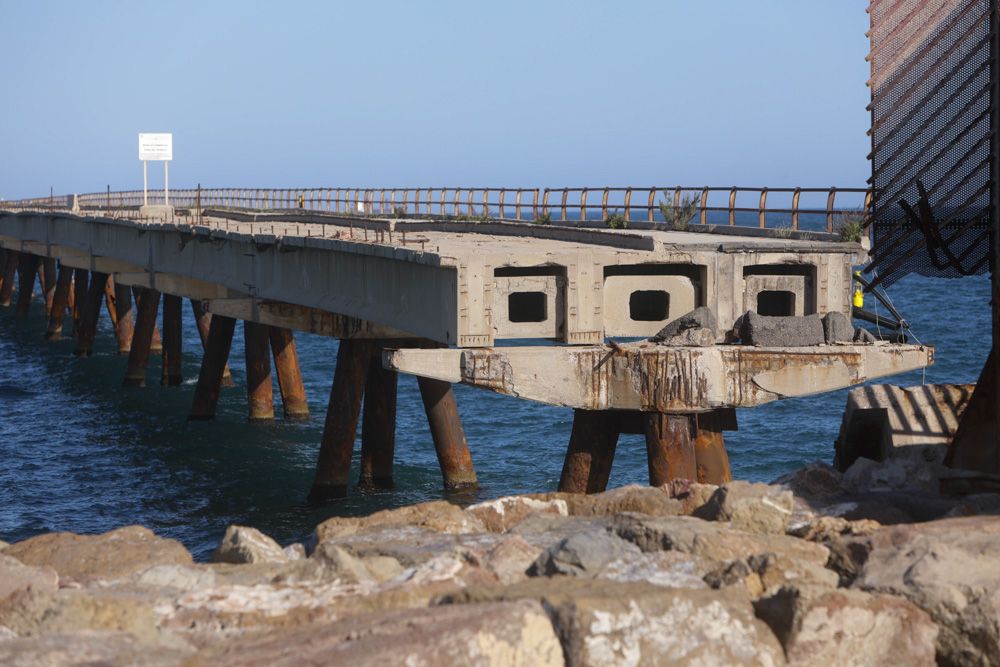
[865,0,994,287]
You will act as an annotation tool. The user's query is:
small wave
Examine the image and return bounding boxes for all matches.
[0,385,35,399]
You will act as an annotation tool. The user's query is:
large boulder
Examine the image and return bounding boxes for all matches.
[0,554,58,604]
[4,526,192,584]
[693,481,794,535]
[650,306,717,346]
[0,631,190,667]
[466,496,568,533]
[822,312,854,344]
[183,599,564,667]
[529,530,640,577]
[314,500,484,543]
[848,516,1000,666]
[739,311,824,347]
[212,525,289,565]
[754,585,937,666]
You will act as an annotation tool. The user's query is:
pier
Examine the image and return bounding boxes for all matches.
[0,187,931,499]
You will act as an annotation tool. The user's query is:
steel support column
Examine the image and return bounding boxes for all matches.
[15,254,39,317]
[46,265,73,340]
[269,326,309,420]
[74,272,108,357]
[417,377,477,490]
[123,288,160,387]
[359,345,398,489]
[189,314,237,420]
[191,299,234,387]
[558,409,621,494]
[644,412,698,485]
[244,320,274,421]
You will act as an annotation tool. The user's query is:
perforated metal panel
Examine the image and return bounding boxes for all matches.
[866,0,994,286]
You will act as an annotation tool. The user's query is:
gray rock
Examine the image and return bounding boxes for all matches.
[212,525,289,565]
[755,585,937,666]
[135,564,217,590]
[0,632,190,667]
[483,535,542,585]
[693,481,794,535]
[850,516,1000,666]
[854,327,877,343]
[530,530,640,577]
[772,462,843,501]
[650,306,717,345]
[0,554,58,603]
[822,311,854,343]
[739,310,825,347]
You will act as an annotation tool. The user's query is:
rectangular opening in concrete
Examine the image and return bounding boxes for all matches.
[508,291,547,323]
[756,290,796,316]
[629,290,670,321]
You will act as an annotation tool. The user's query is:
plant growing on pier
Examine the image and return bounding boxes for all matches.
[534,211,551,224]
[392,206,407,218]
[836,211,867,243]
[659,193,700,231]
[605,211,628,229]
[773,222,795,239]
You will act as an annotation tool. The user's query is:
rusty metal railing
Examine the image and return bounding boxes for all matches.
[1,185,872,233]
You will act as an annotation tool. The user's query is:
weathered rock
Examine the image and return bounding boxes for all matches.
[739,311,824,347]
[134,564,218,591]
[448,578,785,666]
[283,543,306,560]
[612,513,829,569]
[311,543,404,584]
[705,551,838,599]
[693,482,794,535]
[650,306,717,345]
[598,549,708,589]
[483,535,543,585]
[0,588,162,644]
[850,516,1000,666]
[841,456,942,495]
[773,462,843,501]
[185,599,564,667]
[314,500,484,544]
[754,585,937,666]
[662,479,720,514]
[786,515,881,542]
[572,484,685,517]
[212,525,289,565]
[822,311,854,344]
[4,526,193,584]
[529,530,640,577]
[467,496,568,533]
[0,631,191,667]
[0,553,58,604]
[0,540,8,551]
[944,493,1000,518]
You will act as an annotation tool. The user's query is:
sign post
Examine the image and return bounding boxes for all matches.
[138,133,173,207]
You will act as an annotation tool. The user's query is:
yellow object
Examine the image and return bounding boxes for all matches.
[852,271,864,308]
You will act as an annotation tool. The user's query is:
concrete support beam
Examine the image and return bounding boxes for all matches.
[244,320,275,422]
[269,326,309,420]
[644,412,697,485]
[417,377,477,490]
[359,344,397,489]
[161,294,183,386]
[203,297,413,340]
[191,299,235,387]
[558,409,620,494]
[15,253,39,316]
[189,314,237,420]
[74,272,108,357]
[310,339,371,501]
[46,265,73,340]
[123,288,160,387]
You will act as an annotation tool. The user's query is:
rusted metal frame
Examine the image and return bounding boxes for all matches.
[73,271,108,357]
[103,277,117,329]
[189,312,237,419]
[359,343,398,489]
[644,412,697,485]
[417,376,477,490]
[694,410,732,484]
[499,188,506,219]
[622,188,632,223]
[42,258,56,316]
[759,188,769,228]
[580,187,588,222]
[728,187,737,225]
[699,186,710,224]
[309,339,371,500]
[791,188,802,229]
[190,299,234,387]
[542,188,551,218]
[269,326,309,420]
[558,409,621,494]
[825,188,837,232]
[161,294,183,387]
[123,287,161,387]
[870,0,985,134]
[113,281,134,353]
[15,253,39,316]
[647,188,656,222]
[45,264,73,340]
[244,320,274,421]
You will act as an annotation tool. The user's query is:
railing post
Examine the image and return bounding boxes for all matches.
[728,187,737,225]
[758,188,768,228]
[499,188,506,219]
[648,188,656,223]
[515,189,523,221]
[601,187,610,221]
[561,188,569,222]
[623,187,632,223]
[580,188,588,222]
[700,187,709,225]
[791,187,801,229]
[826,187,838,232]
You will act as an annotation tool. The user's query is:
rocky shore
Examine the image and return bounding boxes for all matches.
[2,457,999,666]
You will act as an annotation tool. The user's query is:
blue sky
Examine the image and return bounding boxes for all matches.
[0,1,871,198]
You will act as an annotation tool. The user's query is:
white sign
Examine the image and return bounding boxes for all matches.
[138,133,173,161]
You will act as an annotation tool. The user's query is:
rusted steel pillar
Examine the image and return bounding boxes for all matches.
[694,410,733,484]
[42,258,57,316]
[161,294,183,387]
[0,250,18,307]
[123,288,161,387]
[309,339,371,501]
[46,265,73,340]
[103,277,118,328]
[72,269,88,333]
[644,412,698,485]
[132,287,163,355]
[74,272,108,357]
[244,321,274,421]
[269,326,309,420]
[189,314,237,420]
[113,282,135,353]
[558,409,621,494]
[417,377,478,490]
[15,254,39,316]
[359,345,398,489]
[190,299,234,387]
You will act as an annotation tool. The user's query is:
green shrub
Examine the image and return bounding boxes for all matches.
[605,211,628,229]
[836,211,867,243]
[534,211,552,224]
[659,194,700,231]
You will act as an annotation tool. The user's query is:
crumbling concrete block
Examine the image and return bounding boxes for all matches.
[739,311,824,347]
[650,306,716,346]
